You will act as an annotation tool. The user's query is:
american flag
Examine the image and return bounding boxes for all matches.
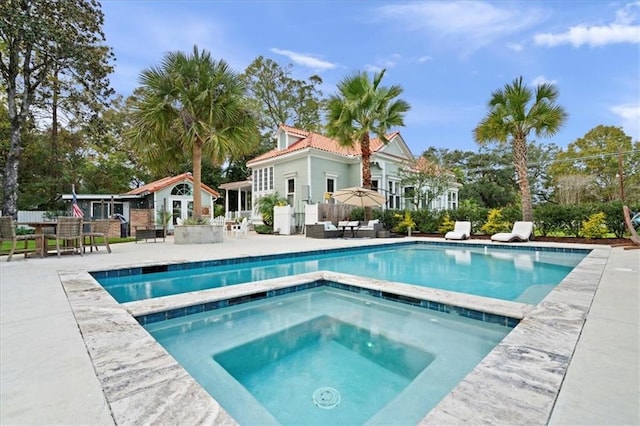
[72,187,84,218]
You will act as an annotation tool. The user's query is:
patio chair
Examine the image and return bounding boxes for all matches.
[445,221,471,240]
[231,217,248,238]
[0,216,43,261]
[491,221,534,243]
[83,219,112,254]
[44,216,83,257]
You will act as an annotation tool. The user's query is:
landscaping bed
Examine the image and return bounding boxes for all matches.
[412,233,631,246]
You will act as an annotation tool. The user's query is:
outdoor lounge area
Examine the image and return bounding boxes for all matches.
[1,232,637,425]
[305,219,385,239]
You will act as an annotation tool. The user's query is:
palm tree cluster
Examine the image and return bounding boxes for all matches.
[126,44,568,223]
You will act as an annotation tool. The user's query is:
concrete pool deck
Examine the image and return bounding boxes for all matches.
[1,234,638,425]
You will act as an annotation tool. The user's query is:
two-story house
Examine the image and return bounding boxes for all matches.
[244,125,460,223]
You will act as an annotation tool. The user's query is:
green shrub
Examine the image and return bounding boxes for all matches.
[214,204,225,218]
[182,217,209,225]
[533,203,567,236]
[393,211,416,233]
[374,209,400,232]
[349,207,365,221]
[595,201,626,238]
[254,224,273,234]
[449,200,488,233]
[501,204,522,224]
[438,214,455,234]
[480,208,511,235]
[256,193,287,226]
[411,209,442,233]
[581,212,608,239]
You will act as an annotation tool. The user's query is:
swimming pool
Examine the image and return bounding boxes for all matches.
[94,242,589,305]
[145,286,514,425]
[59,241,610,425]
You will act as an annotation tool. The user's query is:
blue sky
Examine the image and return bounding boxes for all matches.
[101,0,640,155]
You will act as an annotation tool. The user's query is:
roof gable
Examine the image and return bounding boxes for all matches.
[375,132,414,160]
[247,125,409,166]
[126,173,220,197]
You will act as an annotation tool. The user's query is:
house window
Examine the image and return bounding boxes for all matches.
[388,181,400,209]
[326,178,335,194]
[171,183,192,196]
[448,191,458,210]
[371,180,379,190]
[269,167,273,190]
[91,202,123,219]
[287,178,295,206]
[253,167,274,193]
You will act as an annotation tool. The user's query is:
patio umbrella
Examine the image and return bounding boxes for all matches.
[331,187,386,207]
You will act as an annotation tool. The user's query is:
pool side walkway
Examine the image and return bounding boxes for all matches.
[1,234,638,425]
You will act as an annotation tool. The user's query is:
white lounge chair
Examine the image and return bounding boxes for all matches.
[491,221,534,243]
[445,221,471,240]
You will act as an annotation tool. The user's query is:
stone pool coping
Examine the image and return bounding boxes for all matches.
[59,242,609,425]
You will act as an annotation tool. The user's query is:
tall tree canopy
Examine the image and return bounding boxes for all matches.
[242,56,324,137]
[128,46,259,220]
[0,0,114,216]
[326,68,410,215]
[548,125,639,203]
[474,76,567,222]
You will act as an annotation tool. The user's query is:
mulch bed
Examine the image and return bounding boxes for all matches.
[410,233,632,246]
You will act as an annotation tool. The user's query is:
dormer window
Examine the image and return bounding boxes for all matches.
[277,129,304,150]
[278,131,287,150]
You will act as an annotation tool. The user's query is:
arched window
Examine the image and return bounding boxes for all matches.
[171,183,192,196]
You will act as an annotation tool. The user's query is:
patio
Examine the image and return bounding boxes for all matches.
[0,233,638,425]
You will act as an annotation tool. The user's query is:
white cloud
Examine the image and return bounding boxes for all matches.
[610,103,640,139]
[377,1,545,52]
[534,24,640,47]
[506,42,524,52]
[364,64,384,73]
[417,55,433,63]
[270,48,337,71]
[531,75,557,86]
[534,3,640,47]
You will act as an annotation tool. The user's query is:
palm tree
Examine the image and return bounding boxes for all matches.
[474,76,567,222]
[326,69,410,199]
[129,45,258,219]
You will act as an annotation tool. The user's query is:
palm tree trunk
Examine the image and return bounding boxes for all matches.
[513,135,533,222]
[192,140,203,220]
[361,134,372,221]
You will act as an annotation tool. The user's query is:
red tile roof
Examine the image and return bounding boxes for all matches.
[126,172,220,197]
[247,126,399,165]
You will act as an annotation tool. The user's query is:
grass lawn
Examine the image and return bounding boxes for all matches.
[0,237,136,255]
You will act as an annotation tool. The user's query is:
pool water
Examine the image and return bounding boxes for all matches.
[98,243,587,304]
[146,287,514,425]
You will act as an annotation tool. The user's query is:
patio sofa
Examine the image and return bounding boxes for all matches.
[305,222,340,239]
[357,219,384,238]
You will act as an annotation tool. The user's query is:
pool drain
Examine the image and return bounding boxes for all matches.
[313,387,341,409]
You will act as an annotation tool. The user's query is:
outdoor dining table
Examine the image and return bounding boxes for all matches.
[18,220,92,256]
